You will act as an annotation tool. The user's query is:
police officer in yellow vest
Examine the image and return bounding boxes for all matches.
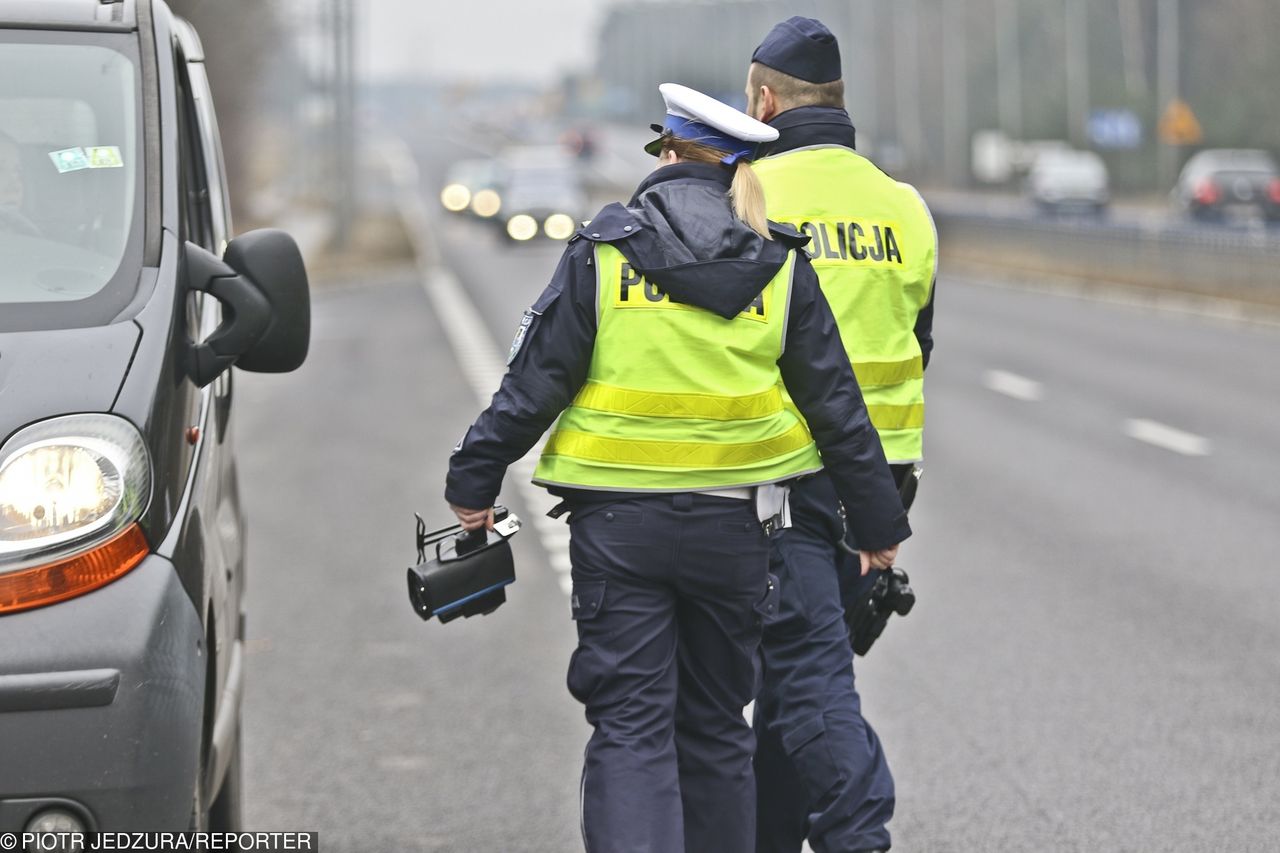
[446,84,910,853]
[743,18,938,853]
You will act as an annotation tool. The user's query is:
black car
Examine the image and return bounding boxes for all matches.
[496,146,586,243]
[0,0,309,834]
[1173,148,1280,223]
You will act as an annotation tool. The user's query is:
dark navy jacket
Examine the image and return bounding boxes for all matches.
[445,162,910,551]
[759,106,935,368]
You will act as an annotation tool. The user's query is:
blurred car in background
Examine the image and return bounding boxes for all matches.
[497,146,586,243]
[1172,149,1280,223]
[439,157,506,220]
[1025,149,1109,215]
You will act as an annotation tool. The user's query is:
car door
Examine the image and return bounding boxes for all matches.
[171,26,242,778]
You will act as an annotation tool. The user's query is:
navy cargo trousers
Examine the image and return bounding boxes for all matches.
[753,473,895,853]
[566,493,777,853]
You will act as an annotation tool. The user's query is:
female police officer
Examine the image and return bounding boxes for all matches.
[446,84,909,853]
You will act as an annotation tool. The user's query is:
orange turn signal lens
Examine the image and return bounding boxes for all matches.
[0,524,149,615]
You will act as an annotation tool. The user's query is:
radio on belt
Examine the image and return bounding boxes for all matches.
[406,506,521,623]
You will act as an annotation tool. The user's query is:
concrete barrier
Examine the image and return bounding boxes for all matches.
[931,205,1280,306]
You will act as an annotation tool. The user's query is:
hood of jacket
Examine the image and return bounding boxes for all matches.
[577,162,807,319]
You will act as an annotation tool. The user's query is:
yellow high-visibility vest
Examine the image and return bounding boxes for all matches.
[754,146,936,463]
[533,243,822,492]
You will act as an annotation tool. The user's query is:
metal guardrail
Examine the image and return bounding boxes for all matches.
[930,202,1280,304]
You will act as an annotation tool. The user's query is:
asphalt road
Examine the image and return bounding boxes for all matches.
[236,139,1280,851]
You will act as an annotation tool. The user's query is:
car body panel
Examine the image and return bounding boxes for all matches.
[0,554,204,831]
[0,322,140,445]
[113,229,202,565]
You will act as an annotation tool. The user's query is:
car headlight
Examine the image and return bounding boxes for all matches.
[0,414,152,615]
[471,189,502,218]
[440,183,472,212]
[544,213,575,240]
[506,214,538,241]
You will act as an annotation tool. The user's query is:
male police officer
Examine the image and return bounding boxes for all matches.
[744,17,938,853]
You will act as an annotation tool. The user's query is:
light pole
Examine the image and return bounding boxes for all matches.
[995,0,1023,140]
[1118,0,1148,98]
[1156,0,1180,187]
[330,0,356,249]
[944,0,970,185]
[894,0,925,176]
[1065,0,1091,147]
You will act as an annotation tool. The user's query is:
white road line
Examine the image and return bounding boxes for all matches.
[1124,419,1212,457]
[983,369,1045,402]
[382,138,571,595]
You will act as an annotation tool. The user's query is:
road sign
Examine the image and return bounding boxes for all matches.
[1088,109,1142,150]
[1158,99,1203,146]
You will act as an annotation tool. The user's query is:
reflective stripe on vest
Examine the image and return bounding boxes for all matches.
[533,244,822,492]
[572,380,784,420]
[755,146,935,463]
[853,355,924,388]
[543,421,814,468]
[866,403,925,431]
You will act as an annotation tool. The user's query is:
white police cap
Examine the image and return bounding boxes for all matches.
[644,83,779,163]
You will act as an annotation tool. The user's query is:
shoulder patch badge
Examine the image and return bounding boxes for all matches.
[507,310,535,365]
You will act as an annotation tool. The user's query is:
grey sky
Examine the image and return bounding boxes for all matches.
[362,0,606,83]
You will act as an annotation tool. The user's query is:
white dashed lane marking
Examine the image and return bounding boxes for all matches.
[979,365,1213,457]
[387,138,572,595]
[1124,418,1212,457]
[983,368,1045,402]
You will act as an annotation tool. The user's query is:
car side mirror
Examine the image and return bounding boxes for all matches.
[184,229,311,387]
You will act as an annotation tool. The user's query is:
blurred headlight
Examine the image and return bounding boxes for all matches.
[544,213,576,241]
[440,183,472,212]
[507,214,538,241]
[0,445,118,539]
[471,189,502,218]
[0,414,152,614]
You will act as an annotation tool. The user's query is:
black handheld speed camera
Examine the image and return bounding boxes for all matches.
[406,507,522,623]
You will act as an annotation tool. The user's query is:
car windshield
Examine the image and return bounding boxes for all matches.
[449,159,503,189]
[0,31,143,331]
[1185,151,1277,181]
[505,171,583,213]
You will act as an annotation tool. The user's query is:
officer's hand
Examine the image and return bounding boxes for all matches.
[450,505,495,531]
[858,545,899,575]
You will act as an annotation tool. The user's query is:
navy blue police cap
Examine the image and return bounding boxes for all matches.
[751,16,842,84]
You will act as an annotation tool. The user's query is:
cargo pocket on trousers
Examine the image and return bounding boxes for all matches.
[566,580,607,704]
[753,573,780,627]
[782,713,847,803]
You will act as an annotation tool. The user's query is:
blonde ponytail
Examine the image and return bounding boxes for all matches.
[660,135,774,240]
[730,161,773,240]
